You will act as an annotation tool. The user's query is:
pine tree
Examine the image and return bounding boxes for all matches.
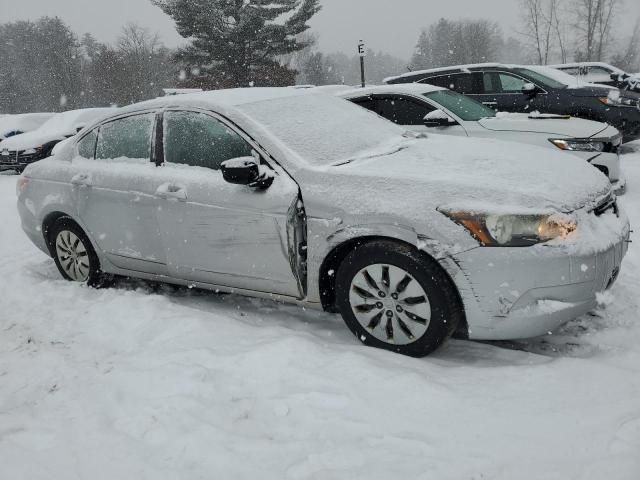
[152,0,321,88]
[411,30,432,70]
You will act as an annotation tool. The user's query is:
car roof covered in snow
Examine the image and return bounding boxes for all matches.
[549,62,625,73]
[120,87,316,114]
[383,63,508,83]
[337,83,445,98]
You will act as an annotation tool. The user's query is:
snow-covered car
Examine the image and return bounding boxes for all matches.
[550,62,640,93]
[0,108,116,172]
[16,88,630,357]
[384,63,640,142]
[338,84,625,194]
[0,112,55,141]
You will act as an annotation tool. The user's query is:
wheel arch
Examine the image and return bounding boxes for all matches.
[42,211,83,255]
[318,235,468,337]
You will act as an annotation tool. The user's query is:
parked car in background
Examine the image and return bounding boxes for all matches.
[0,108,115,172]
[550,62,640,93]
[384,63,640,142]
[0,113,54,141]
[16,88,629,357]
[338,84,625,193]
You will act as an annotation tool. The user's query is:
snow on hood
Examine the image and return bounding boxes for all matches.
[0,108,115,151]
[0,113,54,140]
[525,65,617,92]
[314,135,611,215]
[480,113,609,138]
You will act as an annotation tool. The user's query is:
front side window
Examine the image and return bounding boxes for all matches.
[375,97,436,125]
[164,111,254,170]
[498,73,529,92]
[424,90,496,121]
[95,114,154,161]
[77,129,98,159]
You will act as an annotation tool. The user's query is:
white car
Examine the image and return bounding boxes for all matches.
[0,108,116,173]
[0,112,55,141]
[550,62,640,93]
[17,88,629,357]
[338,83,625,194]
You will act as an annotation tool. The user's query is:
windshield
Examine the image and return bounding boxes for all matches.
[238,94,407,167]
[424,90,496,121]
[514,67,569,89]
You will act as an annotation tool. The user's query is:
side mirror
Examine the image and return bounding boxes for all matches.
[522,83,539,95]
[221,156,273,189]
[423,109,456,127]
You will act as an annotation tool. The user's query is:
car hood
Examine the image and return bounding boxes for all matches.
[568,85,617,97]
[478,113,609,138]
[303,135,610,218]
[0,129,69,151]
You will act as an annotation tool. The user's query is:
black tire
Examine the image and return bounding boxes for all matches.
[335,240,464,357]
[48,217,105,287]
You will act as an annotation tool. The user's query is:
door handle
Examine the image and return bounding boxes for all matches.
[482,101,498,106]
[70,173,92,187]
[155,183,187,202]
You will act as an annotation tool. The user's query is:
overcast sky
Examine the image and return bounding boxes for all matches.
[2,0,639,59]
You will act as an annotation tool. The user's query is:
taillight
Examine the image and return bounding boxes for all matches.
[16,176,29,196]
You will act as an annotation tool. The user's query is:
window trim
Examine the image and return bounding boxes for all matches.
[159,106,279,173]
[370,94,441,126]
[74,109,158,163]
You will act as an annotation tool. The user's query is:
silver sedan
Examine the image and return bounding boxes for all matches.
[16,88,630,357]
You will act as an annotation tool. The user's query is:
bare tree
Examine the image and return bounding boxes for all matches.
[519,0,561,64]
[610,18,640,71]
[573,0,620,61]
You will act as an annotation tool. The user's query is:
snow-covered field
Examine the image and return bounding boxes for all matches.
[1,144,640,480]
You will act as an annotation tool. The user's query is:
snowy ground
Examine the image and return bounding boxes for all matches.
[1,144,640,480]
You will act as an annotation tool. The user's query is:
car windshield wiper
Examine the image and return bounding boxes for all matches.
[332,143,410,167]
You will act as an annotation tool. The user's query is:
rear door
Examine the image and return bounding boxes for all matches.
[71,111,168,275]
[154,109,304,298]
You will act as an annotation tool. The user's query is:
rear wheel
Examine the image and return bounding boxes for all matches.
[49,218,104,287]
[335,240,463,357]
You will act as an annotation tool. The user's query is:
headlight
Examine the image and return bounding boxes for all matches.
[441,211,577,247]
[549,139,605,152]
[598,91,637,107]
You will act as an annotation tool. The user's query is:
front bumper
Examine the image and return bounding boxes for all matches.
[449,212,630,341]
[0,150,45,171]
[602,107,640,143]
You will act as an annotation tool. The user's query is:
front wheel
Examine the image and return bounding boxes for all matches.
[335,240,463,357]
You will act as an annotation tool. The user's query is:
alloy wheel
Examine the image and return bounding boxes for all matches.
[55,230,91,282]
[348,264,431,345]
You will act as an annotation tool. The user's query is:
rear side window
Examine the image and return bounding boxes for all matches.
[77,129,98,159]
[420,73,480,94]
[375,97,436,125]
[95,114,155,161]
[351,97,377,112]
[163,111,254,170]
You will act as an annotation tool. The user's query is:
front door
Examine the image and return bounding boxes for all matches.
[473,71,547,113]
[155,109,302,298]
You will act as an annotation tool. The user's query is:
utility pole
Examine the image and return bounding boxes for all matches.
[358,40,366,87]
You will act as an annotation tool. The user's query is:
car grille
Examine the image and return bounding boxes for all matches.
[0,149,45,165]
